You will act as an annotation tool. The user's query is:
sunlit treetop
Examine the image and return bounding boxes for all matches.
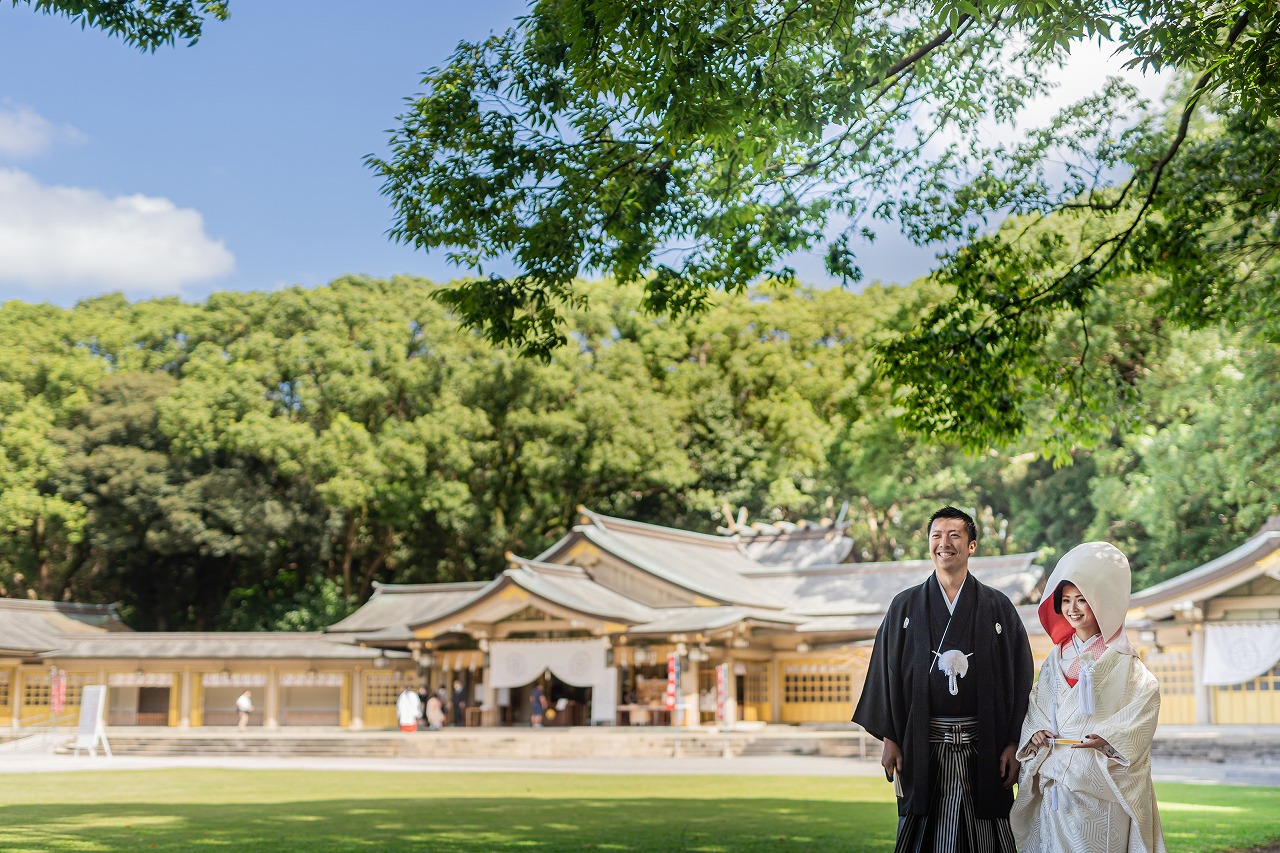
[369,0,1280,453]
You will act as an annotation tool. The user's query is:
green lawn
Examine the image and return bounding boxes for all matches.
[0,770,1272,852]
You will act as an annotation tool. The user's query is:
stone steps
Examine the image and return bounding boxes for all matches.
[1150,736,1280,764]
[91,727,873,760]
[62,726,1280,763]
[100,736,401,758]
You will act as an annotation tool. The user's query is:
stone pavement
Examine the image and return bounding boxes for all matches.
[2,748,1277,787]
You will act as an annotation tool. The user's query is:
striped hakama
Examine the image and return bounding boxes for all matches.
[895,717,1017,853]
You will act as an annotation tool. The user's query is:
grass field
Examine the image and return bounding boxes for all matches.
[0,770,1273,852]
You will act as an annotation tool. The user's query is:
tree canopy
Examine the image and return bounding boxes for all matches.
[12,0,229,49]
[369,0,1280,453]
[1,277,1277,629]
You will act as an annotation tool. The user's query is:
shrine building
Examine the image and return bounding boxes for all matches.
[3,509,1278,730]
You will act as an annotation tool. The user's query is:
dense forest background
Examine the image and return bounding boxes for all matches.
[2,272,1277,631]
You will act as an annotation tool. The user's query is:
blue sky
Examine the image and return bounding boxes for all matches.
[0,3,1167,306]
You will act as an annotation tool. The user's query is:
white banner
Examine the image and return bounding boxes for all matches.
[1203,622,1280,685]
[280,672,344,687]
[201,672,268,687]
[107,672,174,687]
[489,638,608,689]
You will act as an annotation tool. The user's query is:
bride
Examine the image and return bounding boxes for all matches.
[1011,542,1165,853]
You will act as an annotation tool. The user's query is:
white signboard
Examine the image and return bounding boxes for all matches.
[74,685,112,757]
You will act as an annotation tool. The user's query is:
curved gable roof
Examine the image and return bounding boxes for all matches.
[1131,522,1280,620]
[401,561,661,636]
[46,632,387,659]
[0,598,128,656]
[744,553,1043,618]
[576,525,781,608]
[326,581,489,636]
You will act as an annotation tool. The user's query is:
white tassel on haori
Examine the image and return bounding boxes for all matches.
[1078,651,1097,716]
[935,649,973,696]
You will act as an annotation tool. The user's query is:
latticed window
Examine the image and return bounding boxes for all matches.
[1145,649,1194,696]
[64,673,93,705]
[743,667,769,705]
[22,672,95,706]
[783,663,853,704]
[23,676,51,706]
[365,671,416,706]
[0,671,9,708]
[698,667,716,694]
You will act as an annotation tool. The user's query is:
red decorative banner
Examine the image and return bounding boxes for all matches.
[664,652,679,712]
[51,668,67,716]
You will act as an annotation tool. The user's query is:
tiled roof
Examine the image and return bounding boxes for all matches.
[503,560,660,623]
[326,581,489,635]
[398,561,663,636]
[574,525,782,607]
[0,598,128,655]
[793,591,1046,637]
[331,511,1040,640]
[1130,523,1280,620]
[626,606,802,635]
[745,552,1043,618]
[739,528,854,566]
[45,632,390,659]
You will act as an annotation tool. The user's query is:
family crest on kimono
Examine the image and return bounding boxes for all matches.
[854,506,1034,853]
[1011,542,1165,853]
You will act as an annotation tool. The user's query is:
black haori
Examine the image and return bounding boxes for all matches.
[853,574,1034,822]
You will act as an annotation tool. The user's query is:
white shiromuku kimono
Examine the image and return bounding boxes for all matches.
[1011,644,1164,852]
[1011,542,1166,853]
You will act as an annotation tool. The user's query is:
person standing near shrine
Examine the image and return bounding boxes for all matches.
[396,686,423,733]
[853,506,1033,853]
[530,682,548,728]
[425,690,445,730]
[1011,542,1164,852]
[235,690,254,731]
[451,679,467,726]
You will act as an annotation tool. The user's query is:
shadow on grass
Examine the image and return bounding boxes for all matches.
[0,797,899,853]
[0,778,1272,853]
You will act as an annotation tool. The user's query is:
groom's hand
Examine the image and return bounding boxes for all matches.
[882,738,903,781]
[999,744,1020,788]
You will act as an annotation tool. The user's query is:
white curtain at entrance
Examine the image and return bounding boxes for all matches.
[1203,622,1280,685]
[489,638,609,688]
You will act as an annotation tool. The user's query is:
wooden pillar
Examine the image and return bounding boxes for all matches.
[8,667,20,730]
[1192,619,1213,725]
[15,666,29,726]
[684,655,700,727]
[481,669,496,727]
[179,668,192,728]
[769,657,782,724]
[351,666,364,730]
[265,666,280,729]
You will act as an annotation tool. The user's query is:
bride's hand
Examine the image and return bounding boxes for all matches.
[1073,734,1111,752]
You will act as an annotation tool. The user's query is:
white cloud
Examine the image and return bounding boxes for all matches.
[1014,41,1172,135]
[0,103,84,159]
[0,168,235,296]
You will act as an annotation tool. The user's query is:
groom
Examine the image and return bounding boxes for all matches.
[853,506,1033,852]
